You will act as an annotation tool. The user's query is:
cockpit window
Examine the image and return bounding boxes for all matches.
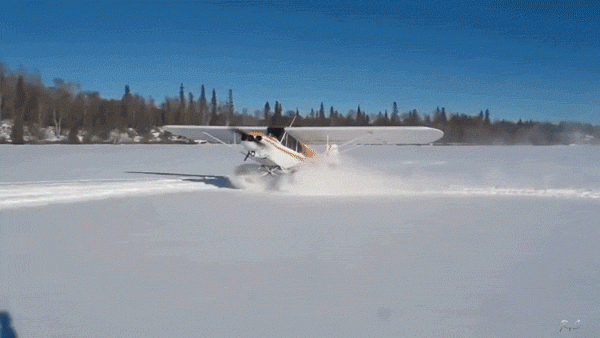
[266,127,302,153]
[266,127,285,140]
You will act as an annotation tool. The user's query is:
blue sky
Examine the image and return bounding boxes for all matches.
[1,1,599,123]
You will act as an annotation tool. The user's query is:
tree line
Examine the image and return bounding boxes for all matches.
[1,62,598,145]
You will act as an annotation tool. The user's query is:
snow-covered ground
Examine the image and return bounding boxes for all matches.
[1,145,599,337]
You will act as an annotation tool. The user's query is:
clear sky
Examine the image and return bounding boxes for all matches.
[1,1,599,123]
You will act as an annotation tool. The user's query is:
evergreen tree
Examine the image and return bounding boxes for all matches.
[440,107,448,124]
[199,85,208,125]
[276,101,282,123]
[188,92,196,125]
[356,105,368,125]
[484,109,491,125]
[375,109,390,126]
[391,102,400,125]
[405,109,421,126]
[120,85,131,129]
[319,102,325,121]
[329,106,336,125]
[226,89,234,125]
[271,101,283,126]
[433,106,441,124]
[263,101,271,124]
[208,89,218,125]
[11,76,25,144]
[179,83,185,109]
[424,114,431,125]
[177,83,185,124]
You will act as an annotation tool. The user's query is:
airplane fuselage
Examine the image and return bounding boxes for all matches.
[240,132,310,170]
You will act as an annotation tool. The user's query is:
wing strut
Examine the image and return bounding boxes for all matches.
[202,132,247,156]
[338,132,370,148]
[279,114,298,145]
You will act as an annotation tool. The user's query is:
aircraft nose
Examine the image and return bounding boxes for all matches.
[242,140,259,151]
[240,134,262,143]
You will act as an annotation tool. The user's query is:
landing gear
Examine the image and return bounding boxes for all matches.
[243,151,255,161]
[231,164,291,190]
[260,166,282,176]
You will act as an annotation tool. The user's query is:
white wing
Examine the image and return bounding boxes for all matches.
[163,125,444,145]
[285,126,444,145]
[162,125,263,142]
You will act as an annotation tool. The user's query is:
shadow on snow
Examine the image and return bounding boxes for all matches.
[125,171,235,189]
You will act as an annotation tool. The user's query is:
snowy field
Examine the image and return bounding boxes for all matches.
[1,144,599,337]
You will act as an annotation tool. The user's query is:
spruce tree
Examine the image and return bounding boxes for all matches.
[199,85,207,125]
[263,101,271,124]
[178,83,185,124]
[271,101,283,126]
[440,107,448,124]
[227,89,234,125]
[329,106,335,125]
[208,89,218,125]
[319,102,325,121]
[188,92,195,125]
[391,102,400,125]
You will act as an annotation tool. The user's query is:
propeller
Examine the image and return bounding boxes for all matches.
[231,128,264,162]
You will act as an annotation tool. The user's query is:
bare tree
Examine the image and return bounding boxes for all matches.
[11,76,25,144]
[0,63,6,120]
[67,94,85,144]
[51,79,77,136]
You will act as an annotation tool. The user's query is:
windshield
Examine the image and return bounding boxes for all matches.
[267,127,302,153]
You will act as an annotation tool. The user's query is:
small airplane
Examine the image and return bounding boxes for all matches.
[163,124,444,178]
